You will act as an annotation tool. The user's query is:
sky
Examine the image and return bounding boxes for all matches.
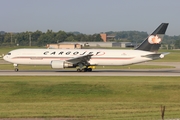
[0,0,180,36]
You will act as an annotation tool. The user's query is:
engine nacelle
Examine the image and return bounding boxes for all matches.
[51,60,73,69]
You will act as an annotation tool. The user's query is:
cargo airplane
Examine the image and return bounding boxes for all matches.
[3,23,169,72]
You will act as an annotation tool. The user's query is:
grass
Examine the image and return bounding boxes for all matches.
[0,76,180,119]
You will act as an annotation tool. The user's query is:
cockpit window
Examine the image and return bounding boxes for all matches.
[7,53,11,55]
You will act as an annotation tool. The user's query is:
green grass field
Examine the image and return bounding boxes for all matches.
[0,76,180,119]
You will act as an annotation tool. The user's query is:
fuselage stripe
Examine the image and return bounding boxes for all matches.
[12,56,134,60]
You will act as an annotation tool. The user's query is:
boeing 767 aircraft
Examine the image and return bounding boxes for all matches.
[3,23,169,72]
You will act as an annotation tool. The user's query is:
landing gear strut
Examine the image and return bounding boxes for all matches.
[13,64,19,72]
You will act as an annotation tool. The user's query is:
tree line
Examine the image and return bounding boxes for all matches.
[0,30,102,47]
[0,30,180,49]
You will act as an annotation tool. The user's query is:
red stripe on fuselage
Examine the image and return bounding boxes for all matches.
[12,56,134,60]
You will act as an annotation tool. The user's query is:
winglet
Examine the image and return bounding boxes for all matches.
[135,23,169,52]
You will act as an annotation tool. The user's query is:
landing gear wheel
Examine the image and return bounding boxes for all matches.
[82,68,87,72]
[13,64,19,72]
[15,68,19,72]
[77,68,92,72]
[77,68,81,72]
[87,68,92,72]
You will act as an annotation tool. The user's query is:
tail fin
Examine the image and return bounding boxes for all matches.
[135,23,169,52]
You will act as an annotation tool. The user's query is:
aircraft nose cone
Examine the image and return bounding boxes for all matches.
[3,55,8,61]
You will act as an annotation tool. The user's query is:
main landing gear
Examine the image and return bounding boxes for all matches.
[76,63,93,72]
[13,64,19,72]
[77,67,92,72]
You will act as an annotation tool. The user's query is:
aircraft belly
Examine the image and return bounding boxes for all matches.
[91,59,126,66]
[90,57,151,66]
[30,59,50,65]
[12,59,50,65]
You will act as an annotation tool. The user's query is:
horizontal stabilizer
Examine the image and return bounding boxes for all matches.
[141,52,169,60]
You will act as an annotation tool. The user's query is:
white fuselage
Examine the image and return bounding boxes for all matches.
[3,48,157,66]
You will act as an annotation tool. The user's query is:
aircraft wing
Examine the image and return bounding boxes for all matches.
[66,54,93,64]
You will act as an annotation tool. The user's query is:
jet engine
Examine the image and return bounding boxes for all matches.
[51,60,74,69]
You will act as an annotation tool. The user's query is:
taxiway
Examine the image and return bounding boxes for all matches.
[0,69,180,76]
[0,62,180,76]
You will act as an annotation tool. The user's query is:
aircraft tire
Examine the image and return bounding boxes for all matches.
[87,68,92,72]
[15,68,19,72]
[83,68,87,72]
[77,68,81,72]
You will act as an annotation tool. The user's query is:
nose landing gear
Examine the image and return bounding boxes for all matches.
[13,64,19,72]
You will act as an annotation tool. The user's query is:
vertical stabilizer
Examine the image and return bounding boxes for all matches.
[135,23,169,52]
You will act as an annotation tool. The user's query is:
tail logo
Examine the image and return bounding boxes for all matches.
[148,35,161,44]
